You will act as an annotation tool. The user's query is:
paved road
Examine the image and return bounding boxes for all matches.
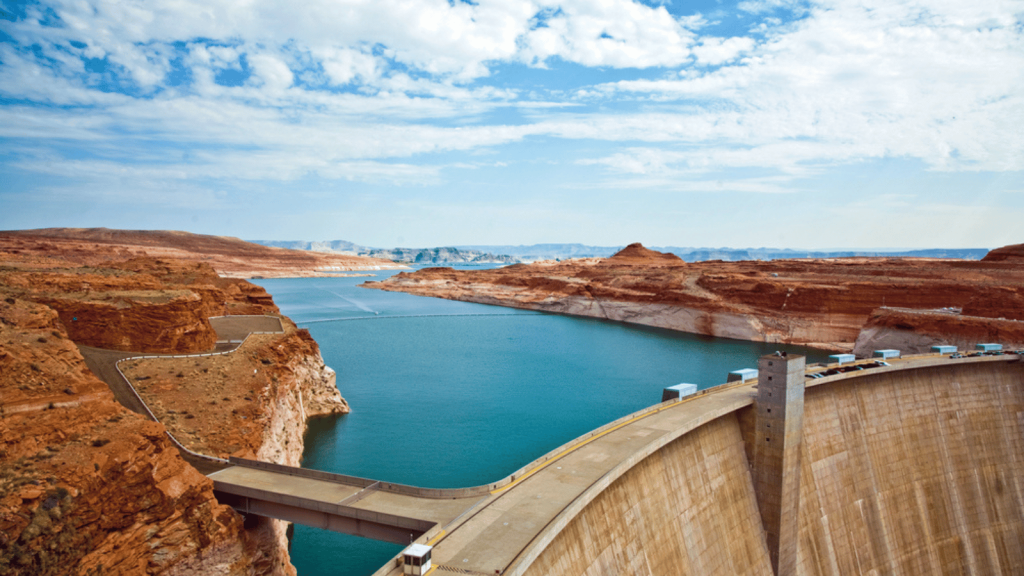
[210,315,284,340]
[209,463,488,543]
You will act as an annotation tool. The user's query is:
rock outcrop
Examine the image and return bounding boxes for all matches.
[1,235,350,575]
[852,308,1024,356]
[120,323,348,462]
[0,228,405,278]
[0,298,248,575]
[368,243,1024,354]
[980,242,1024,263]
[0,257,280,353]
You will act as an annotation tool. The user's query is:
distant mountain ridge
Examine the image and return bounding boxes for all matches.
[363,247,517,265]
[659,247,991,262]
[456,244,991,262]
[253,240,365,254]
[251,240,991,264]
[250,240,516,264]
[454,244,621,260]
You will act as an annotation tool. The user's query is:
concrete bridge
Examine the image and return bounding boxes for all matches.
[80,316,1024,576]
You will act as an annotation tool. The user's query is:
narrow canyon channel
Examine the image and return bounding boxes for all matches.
[253,268,829,576]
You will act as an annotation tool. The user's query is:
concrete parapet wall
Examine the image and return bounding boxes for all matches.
[229,456,496,499]
[519,357,1024,576]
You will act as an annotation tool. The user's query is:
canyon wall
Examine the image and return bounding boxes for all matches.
[520,359,1024,576]
[226,327,349,576]
[2,247,349,575]
[449,292,854,347]
[852,308,1024,357]
[369,243,1024,354]
[0,228,403,278]
[0,298,251,575]
[0,258,280,354]
[117,323,349,575]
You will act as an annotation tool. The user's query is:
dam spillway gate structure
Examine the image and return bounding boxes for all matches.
[204,352,1024,576]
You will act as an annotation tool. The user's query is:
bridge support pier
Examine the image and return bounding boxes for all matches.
[752,353,805,576]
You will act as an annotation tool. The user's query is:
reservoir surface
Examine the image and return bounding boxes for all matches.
[253,269,828,576]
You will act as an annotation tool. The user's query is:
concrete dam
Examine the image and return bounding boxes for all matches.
[199,352,1024,576]
[515,354,1024,576]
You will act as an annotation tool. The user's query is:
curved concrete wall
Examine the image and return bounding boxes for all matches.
[522,359,1024,576]
[794,362,1024,575]
[524,415,773,576]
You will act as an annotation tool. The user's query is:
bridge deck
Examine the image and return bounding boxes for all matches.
[210,466,363,503]
[209,465,485,528]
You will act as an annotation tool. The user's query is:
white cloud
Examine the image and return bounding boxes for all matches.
[692,36,755,65]
[2,0,707,93]
[520,0,696,68]
[595,0,1024,173]
[737,0,805,15]
[246,53,294,92]
[0,0,1021,196]
[316,47,380,86]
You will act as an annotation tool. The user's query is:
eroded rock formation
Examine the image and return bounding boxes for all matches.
[0,256,279,353]
[0,228,405,278]
[1,235,349,575]
[0,298,249,575]
[852,308,1024,356]
[368,242,1024,354]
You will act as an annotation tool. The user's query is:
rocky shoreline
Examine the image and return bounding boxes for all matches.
[367,242,1024,355]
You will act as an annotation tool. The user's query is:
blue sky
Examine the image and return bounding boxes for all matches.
[1,0,1022,249]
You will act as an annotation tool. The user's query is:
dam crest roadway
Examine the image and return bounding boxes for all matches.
[79,315,1024,576]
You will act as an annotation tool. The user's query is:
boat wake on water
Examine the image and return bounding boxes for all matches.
[316,286,379,314]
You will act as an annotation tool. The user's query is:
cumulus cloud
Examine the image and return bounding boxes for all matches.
[519,0,696,68]
[246,53,294,92]
[0,0,1021,191]
[595,0,1024,174]
[316,47,380,86]
[692,36,755,65]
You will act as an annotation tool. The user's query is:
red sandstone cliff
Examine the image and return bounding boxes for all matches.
[852,307,1024,356]
[368,242,1024,354]
[1,237,349,575]
[0,257,277,353]
[980,242,1024,263]
[0,228,405,278]
[0,298,249,575]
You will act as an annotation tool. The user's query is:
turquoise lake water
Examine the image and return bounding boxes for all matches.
[253,270,828,576]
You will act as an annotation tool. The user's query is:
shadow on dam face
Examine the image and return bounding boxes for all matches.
[518,355,1024,576]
